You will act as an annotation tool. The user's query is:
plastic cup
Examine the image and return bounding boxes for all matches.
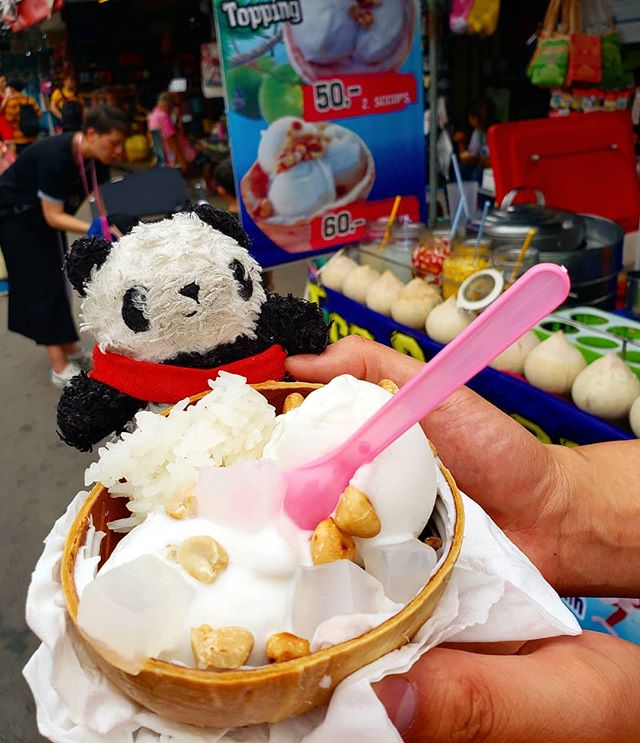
[446,182,479,219]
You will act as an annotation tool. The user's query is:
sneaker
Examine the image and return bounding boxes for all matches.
[51,362,81,389]
[67,348,93,371]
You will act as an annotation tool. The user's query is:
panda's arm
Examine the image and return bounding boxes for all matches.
[57,374,146,452]
[258,294,329,356]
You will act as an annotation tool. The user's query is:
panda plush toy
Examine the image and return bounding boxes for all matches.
[57,204,328,451]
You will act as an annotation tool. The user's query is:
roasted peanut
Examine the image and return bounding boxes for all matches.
[424,536,442,550]
[191,625,254,670]
[165,492,195,520]
[166,543,178,562]
[377,379,399,394]
[266,632,311,663]
[178,535,228,584]
[335,485,381,538]
[311,518,356,564]
[283,392,305,413]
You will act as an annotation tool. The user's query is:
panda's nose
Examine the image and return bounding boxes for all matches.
[179,282,200,303]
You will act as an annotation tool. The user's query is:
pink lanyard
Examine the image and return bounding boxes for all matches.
[75,133,111,241]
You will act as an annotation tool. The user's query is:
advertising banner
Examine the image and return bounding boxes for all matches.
[212,0,425,268]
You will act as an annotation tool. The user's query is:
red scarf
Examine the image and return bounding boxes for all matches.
[89,344,287,404]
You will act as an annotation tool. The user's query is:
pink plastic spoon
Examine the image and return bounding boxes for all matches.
[283,263,570,529]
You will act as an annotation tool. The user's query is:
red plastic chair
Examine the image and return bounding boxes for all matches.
[488,111,640,233]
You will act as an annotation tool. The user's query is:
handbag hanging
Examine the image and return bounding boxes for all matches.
[529,0,571,88]
[450,0,475,34]
[466,0,501,36]
[597,0,624,89]
[566,0,602,86]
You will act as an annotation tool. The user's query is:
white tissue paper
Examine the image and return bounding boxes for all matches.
[24,469,580,743]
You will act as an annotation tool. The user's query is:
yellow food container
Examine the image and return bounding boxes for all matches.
[441,241,492,300]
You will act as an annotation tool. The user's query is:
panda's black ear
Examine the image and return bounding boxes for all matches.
[188,203,251,250]
[65,236,112,297]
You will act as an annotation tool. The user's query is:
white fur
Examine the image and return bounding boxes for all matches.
[80,212,266,363]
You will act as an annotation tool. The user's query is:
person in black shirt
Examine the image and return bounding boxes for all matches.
[0,105,129,388]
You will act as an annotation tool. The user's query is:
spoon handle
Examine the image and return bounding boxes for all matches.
[337,263,570,466]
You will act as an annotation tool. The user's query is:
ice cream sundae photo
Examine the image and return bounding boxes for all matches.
[284,0,416,81]
[241,117,375,252]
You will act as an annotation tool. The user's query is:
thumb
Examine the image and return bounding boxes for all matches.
[373,633,640,742]
[285,336,423,386]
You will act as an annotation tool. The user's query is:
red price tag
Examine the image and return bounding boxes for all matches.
[309,196,420,249]
[303,73,418,122]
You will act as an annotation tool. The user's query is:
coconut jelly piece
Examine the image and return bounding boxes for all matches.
[362,538,438,604]
[77,554,195,673]
[291,560,388,639]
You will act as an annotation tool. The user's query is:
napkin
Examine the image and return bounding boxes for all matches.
[24,469,580,743]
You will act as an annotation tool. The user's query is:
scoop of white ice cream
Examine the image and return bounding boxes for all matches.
[268,159,336,217]
[257,116,307,176]
[290,0,357,64]
[324,124,366,190]
[263,375,438,547]
[354,0,404,64]
[93,513,310,667]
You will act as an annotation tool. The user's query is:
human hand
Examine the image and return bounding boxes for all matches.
[373,630,640,742]
[286,336,567,586]
[87,217,116,242]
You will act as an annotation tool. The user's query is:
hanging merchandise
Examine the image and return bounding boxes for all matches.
[466,0,501,36]
[528,0,571,88]
[449,0,474,34]
[566,0,602,85]
[0,0,62,32]
[598,0,625,89]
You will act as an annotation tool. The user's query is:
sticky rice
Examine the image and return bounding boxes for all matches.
[84,372,276,531]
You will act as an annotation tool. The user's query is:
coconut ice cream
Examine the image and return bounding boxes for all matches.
[268,159,336,217]
[263,375,438,547]
[289,0,356,64]
[324,124,367,190]
[353,1,404,64]
[76,375,441,674]
[287,0,413,77]
[251,118,371,221]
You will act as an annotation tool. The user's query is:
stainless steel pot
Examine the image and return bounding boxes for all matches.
[470,188,587,252]
[468,189,624,309]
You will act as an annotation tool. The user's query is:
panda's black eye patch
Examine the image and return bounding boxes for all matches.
[229,259,253,301]
[122,286,150,333]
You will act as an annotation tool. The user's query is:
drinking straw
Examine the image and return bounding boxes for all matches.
[505,228,536,288]
[450,153,469,218]
[449,198,465,241]
[379,195,402,251]
[473,200,491,262]
[475,200,491,247]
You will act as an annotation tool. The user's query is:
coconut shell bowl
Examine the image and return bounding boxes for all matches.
[61,381,464,728]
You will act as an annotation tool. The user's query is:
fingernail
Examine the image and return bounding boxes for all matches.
[373,675,416,734]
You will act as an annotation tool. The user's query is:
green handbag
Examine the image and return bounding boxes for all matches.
[529,0,570,87]
[597,0,625,88]
[601,31,624,88]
